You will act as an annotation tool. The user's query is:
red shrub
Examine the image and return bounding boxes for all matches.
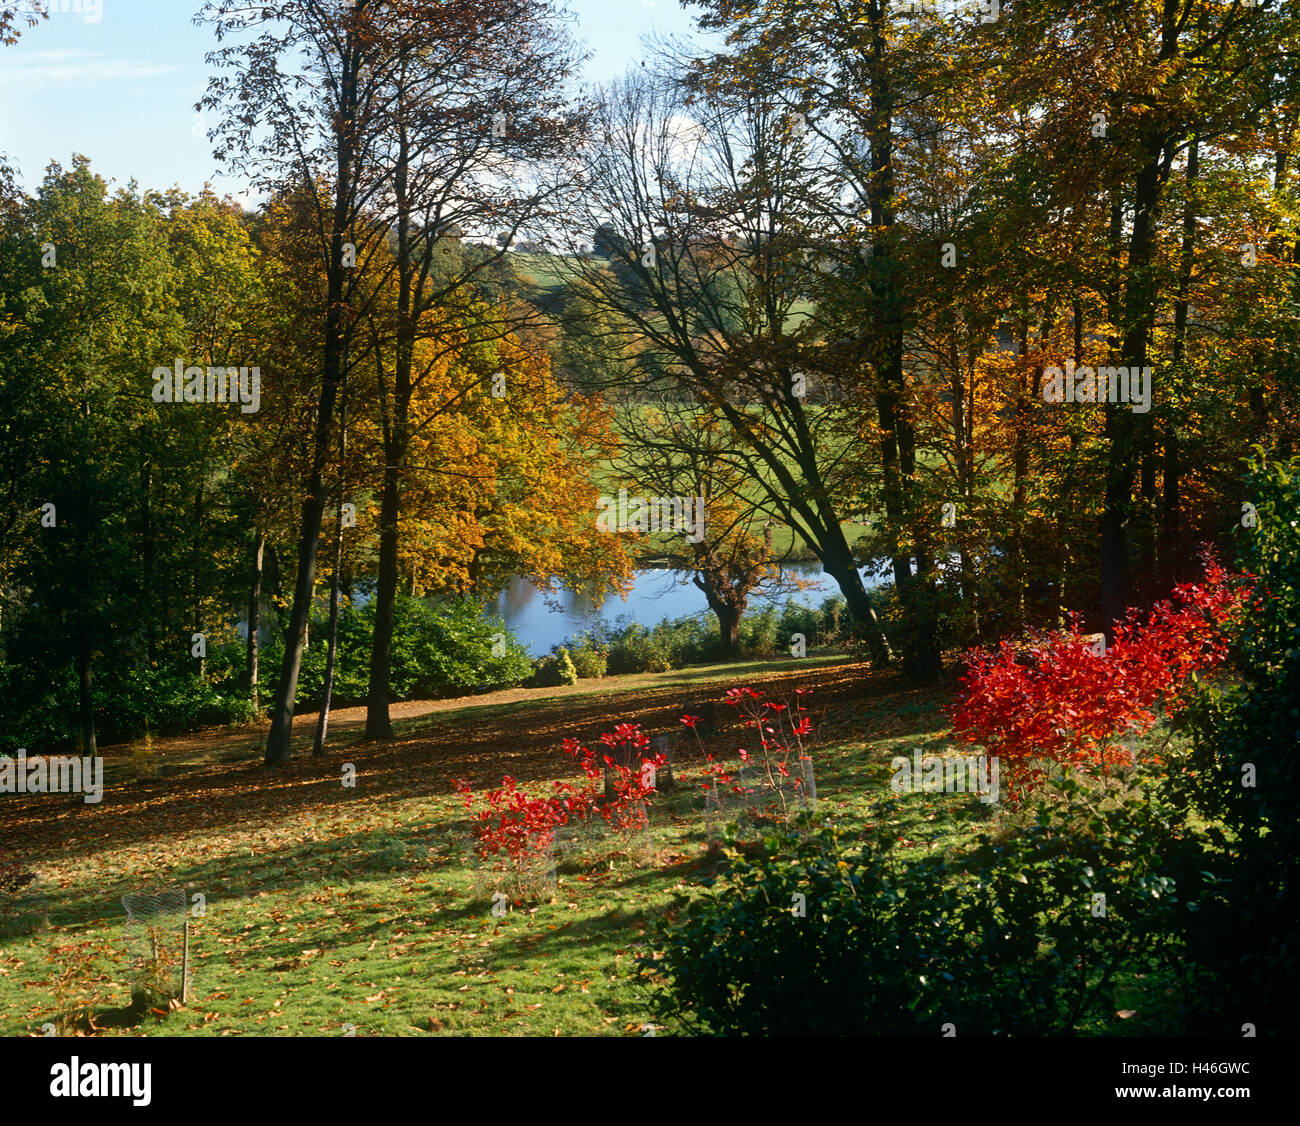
[951,553,1249,802]
[457,723,666,879]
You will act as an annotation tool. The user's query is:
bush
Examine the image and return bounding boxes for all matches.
[555,648,579,685]
[604,621,678,674]
[455,722,667,901]
[952,555,1245,802]
[0,628,257,753]
[286,595,533,706]
[0,595,531,751]
[550,596,853,680]
[567,639,607,679]
[1174,452,1300,1032]
[640,768,1192,1036]
[530,646,579,687]
[638,822,961,1036]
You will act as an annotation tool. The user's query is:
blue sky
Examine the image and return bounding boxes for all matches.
[0,0,703,199]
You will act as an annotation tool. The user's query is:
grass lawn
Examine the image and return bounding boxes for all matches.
[0,653,1187,1037]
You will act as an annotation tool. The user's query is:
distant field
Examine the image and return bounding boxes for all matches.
[510,251,596,293]
[507,252,944,565]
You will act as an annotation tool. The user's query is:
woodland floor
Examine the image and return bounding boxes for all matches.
[0,653,1177,1036]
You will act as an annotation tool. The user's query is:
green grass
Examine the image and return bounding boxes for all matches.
[0,658,1193,1037]
[0,661,952,1037]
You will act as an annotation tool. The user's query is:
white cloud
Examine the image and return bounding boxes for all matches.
[11,48,97,62]
[0,53,181,88]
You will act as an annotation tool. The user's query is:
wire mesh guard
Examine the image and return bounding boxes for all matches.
[464,833,557,904]
[121,886,190,1004]
[555,806,656,870]
[706,757,817,839]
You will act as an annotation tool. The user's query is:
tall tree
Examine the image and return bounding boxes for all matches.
[359,0,584,740]
[199,0,406,764]
[556,72,894,664]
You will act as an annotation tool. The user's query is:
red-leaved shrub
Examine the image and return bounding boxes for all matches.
[951,553,1249,801]
[455,722,666,895]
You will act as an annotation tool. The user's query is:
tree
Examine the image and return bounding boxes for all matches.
[553,71,893,665]
[995,0,1298,635]
[0,3,43,46]
[0,159,187,752]
[684,0,955,679]
[616,398,806,657]
[199,0,410,764]
[355,0,585,740]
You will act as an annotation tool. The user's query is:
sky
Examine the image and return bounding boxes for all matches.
[0,0,704,199]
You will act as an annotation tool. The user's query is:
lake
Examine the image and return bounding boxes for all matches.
[491,561,888,656]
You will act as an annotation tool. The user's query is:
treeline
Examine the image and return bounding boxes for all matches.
[2,1,1299,761]
[0,157,628,755]
[540,0,1300,681]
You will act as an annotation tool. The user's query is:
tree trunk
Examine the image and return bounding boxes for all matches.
[77,638,96,757]
[1102,131,1167,638]
[141,464,156,665]
[861,7,938,682]
[710,598,742,659]
[264,221,352,764]
[314,386,348,756]
[366,428,403,742]
[245,529,264,709]
[1161,137,1198,580]
[822,545,891,664]
[365,106,413,743]
[1011,321,1031,627]
[313,508,345,756]
[192,481,205,679]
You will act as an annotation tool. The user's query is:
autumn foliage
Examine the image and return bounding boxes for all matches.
[951,554,1250,801]
[455,722,666,886]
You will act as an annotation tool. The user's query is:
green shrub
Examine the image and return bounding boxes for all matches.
[552,596,853,679]
[0,628,257,752]
[640,769,1192,1035]
[0,595,531,751]
[567,637,608,679]
[604,621,677,674]
[1174,452,1300,1033]
[638,821,960,1036]
[555,647,579,684]
[289,596,532,705]
[531,646,580,687]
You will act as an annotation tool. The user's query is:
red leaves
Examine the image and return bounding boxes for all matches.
[462,723,666,862]
[951,552,1250,802]
[685,685,815,805]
